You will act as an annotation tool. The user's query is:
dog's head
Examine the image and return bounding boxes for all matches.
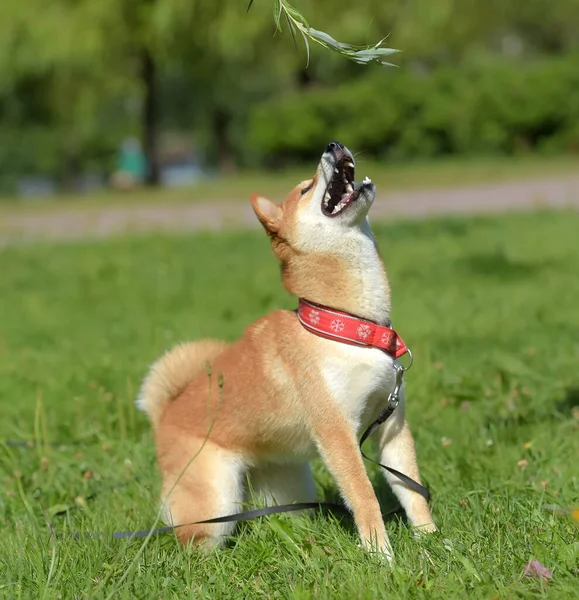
[251,141,376,250]
[251,142,389,317]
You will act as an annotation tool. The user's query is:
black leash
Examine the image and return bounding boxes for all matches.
[106,410,429,540]
[43,401,428,540]
[358,407,430,502]
[9,363,430,541]
[111,502,351,540]
[108,360,430,540]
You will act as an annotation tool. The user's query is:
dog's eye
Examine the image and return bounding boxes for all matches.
[300,184,313,196]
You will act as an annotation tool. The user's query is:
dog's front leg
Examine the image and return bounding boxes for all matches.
[377,403,436,533]
[312,411,393,560]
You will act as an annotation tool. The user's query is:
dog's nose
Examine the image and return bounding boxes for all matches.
[326,141,343,153]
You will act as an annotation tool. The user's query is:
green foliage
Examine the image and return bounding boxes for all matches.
[1,210,579,596]
[3,0,579,183]
[0,128,121,193]
[264,0,398,66]
[248,55,579,163]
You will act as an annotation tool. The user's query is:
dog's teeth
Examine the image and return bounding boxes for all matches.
[362,176,372,185]
[347,161,354,168]
[334,168,339,174]
[346,184,353,194]
[324,192,330,206]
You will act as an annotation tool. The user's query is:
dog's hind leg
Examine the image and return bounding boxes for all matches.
[159,435,247,547]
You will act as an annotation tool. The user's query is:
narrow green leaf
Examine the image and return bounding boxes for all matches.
[285,13,298,49]
[353,48,399,59]
[306,27,348,51]
[455,552,483,582]
[299,27,311,67]
[273,0,283,30]
[283,3,310,29]
[246,0,255,14]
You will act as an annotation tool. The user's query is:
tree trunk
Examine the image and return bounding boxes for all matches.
[213,108,237,174]
[61,132,80,192]
[141,48,161,186]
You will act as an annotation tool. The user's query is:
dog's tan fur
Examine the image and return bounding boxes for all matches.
[138,143,435,559]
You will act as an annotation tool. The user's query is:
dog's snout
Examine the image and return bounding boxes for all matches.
[326,141,343,153]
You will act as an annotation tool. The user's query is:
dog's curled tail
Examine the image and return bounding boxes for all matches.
[136,340,228,429]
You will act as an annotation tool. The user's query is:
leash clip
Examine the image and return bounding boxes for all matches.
[387,347,413,410]
[387,364,405,410]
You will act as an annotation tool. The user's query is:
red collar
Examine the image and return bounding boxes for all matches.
[297,299,408,359]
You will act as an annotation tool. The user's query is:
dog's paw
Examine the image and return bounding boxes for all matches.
[359,537,394,562]
[412,522,438,538]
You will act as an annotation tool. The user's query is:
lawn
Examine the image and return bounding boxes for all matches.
[1,210,578,598]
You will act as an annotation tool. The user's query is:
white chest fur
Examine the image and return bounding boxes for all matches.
[320,341,397,433]
[295,215,397,434]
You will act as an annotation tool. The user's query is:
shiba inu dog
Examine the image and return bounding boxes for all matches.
[137,141,435,559]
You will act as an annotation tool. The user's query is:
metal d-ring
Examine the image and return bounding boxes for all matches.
[399,348,413,372]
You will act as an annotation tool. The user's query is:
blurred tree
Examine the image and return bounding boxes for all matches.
[169,1,397,171]
[495,0,579,54]
[0,0,395,185]
[1,0,576,188]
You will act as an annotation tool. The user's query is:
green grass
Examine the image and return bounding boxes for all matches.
[1,210,578,598]
[1,154,578,213]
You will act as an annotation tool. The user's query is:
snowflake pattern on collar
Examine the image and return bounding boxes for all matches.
[297,299,408,359]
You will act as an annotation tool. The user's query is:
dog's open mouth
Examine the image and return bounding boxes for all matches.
[321,157,372,217]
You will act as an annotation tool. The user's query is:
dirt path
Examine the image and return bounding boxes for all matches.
[1,175,578,243]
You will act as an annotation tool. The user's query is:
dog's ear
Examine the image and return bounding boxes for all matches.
[251,194,283,235]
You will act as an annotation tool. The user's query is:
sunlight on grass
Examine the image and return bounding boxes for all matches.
[1,210,578,597]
